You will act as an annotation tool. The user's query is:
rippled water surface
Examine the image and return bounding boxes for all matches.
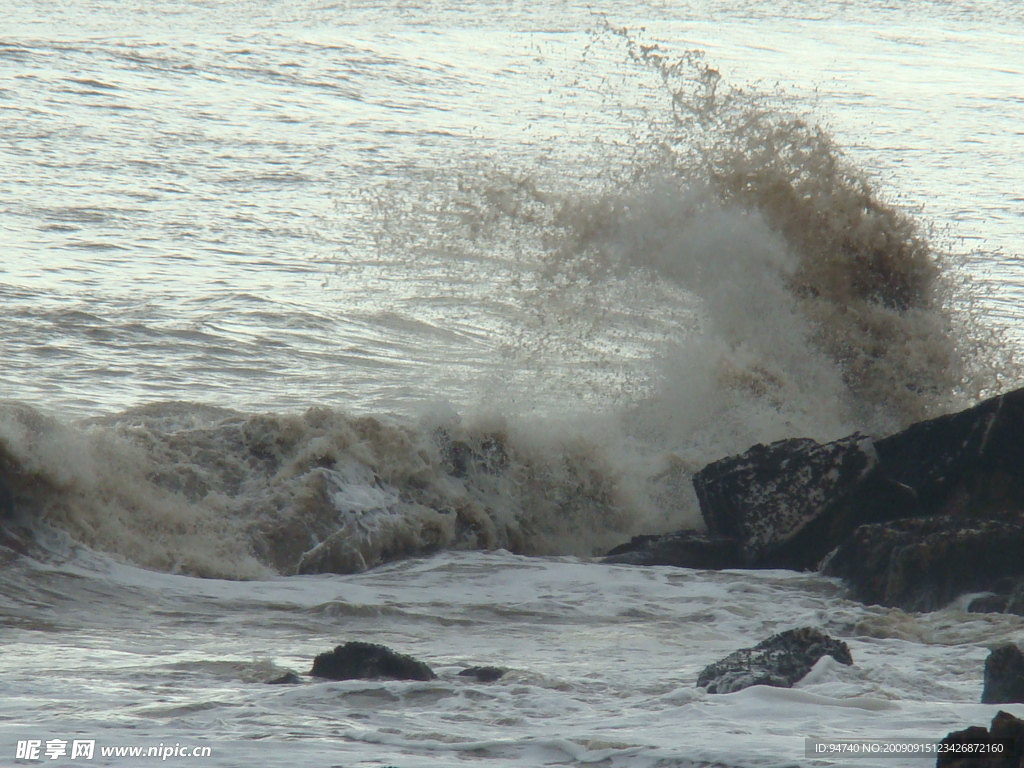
[2,0,1022,417]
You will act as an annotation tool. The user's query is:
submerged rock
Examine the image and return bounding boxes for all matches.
[696,627,852,694]
[984,645,1024,705]
[602,531,743,569]
[820,513,1024,611]
[937,710,1024,768]
[266,671,302,685]
[309,642,436,682]
[458,666,506,683]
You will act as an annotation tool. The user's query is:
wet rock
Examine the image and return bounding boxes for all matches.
[696,627,852,694]
[880,388,1024,519]
[602,531,743,569]
[687,387,1024,576]
[693,434,877,569]
[820,513,1024,611]
[310,641,436,682]
[984,645,1024,705]
[937,710,1024,768]
[967,580,1024,615]
[0,472,13,520]
[970,595,1011,614]
[458,666,506,683]
[266,671,302,685]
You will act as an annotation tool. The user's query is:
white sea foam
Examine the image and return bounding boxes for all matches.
[1,550,1021,767]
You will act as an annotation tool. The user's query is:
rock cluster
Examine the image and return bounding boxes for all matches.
[694,434,877,569]
[606,386,1024,612]
[304,642,506,685]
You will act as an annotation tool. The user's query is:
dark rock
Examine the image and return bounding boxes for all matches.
[884,388,1024,521]
[821,513,1024,611]
[1006,589,1024,616]
[309,642,436,682]
[602,530,743,569]
[0,472,13,520]
[693,434,877,569]
[937,726,1006,768]
[266,671,301,685]
[984,645,1024,705]
[937,710,1024,768]
[989,711,1024,767]
[968,581,1024,615]
[970,595,1010,614]
[873,392,1003,514]
[688,387,1024,577]
[458,666,506,683]
[696,627,852,694]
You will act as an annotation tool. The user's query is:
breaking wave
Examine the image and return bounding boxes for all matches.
[0,31,1008,578]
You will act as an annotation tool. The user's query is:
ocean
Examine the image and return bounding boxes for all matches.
[1,0,1023,765]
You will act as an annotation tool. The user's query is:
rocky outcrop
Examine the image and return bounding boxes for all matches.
[605,386,1024,612]
[984,645,1024,705]
[937,710,1024,768]
[690,388,1024,572]
[693,434,877,569]
[696,627,852,694]
[309,642,436,681]
[969,594,1013,614]
[820,514,1024,611]
[603,531,743,568]
[869,385,1024,514]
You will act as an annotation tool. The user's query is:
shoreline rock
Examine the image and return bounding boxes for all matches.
[694,434,877,569]
[937,710,1024,768]
[820,513,1024,611]
[696,627,852,694]
[458,666,506,683]
[267,671,302,685]
[606,386,1024,613]
[984,645,1024,705]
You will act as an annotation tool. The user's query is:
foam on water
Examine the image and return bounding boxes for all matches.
[1,549,1022,767]
[1,400,654,576]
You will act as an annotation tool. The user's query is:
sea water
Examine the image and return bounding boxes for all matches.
[1,0,1023,766]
